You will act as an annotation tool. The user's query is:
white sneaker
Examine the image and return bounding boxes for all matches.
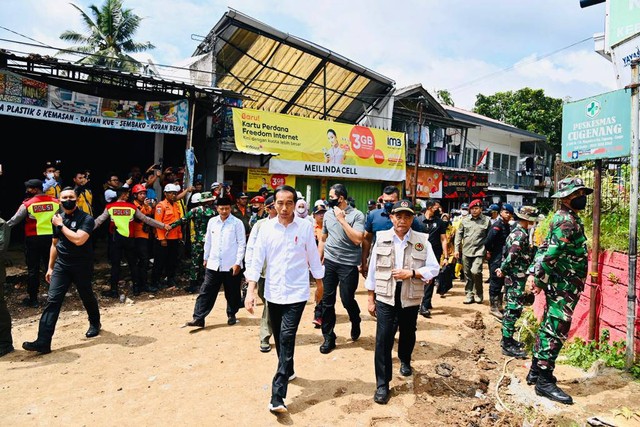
[268,402,288,413]
[288,372,296,381]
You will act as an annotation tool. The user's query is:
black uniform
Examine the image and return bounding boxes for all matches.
[419,216,446,314]
[484,217,511,299]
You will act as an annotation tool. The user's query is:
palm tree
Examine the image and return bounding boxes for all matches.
[58,0,155,73]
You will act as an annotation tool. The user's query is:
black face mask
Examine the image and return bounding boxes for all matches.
[61,200,77,210]
[569,195,587,211]
[327,198,340,208]
[383,202,394,213]
[250,206,260,214]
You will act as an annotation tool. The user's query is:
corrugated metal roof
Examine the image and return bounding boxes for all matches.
[193,8,395,124]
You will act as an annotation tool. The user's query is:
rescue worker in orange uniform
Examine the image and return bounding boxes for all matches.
[151,183,184,291]
[131,184,157,295]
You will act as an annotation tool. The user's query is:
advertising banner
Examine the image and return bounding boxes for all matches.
[468,173,489,198]
[561,89,631,162]
[247,168,296,192]
[0,70,189,135]
[405,168,443,198]
[232,108,406,181]
[443,173,469,199]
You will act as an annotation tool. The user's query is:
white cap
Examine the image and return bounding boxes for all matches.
[164,183,181,192]
[314,199,326,207]
[190,193,202,204]
[211,182,221,190]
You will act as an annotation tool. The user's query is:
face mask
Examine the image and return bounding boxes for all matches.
[570,195,587,211]
[296,207,306,214]
[460,209,469,216]
[327,198,339,208]
[250,206,260,214]
[383,202,394,213]
[61,200,76,210]
[509,220,516,226]
[46,172,54,179]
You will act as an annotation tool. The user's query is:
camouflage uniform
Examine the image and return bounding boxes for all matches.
[500,223,534,339]
[170,204,217,287]
[529,207,587,367]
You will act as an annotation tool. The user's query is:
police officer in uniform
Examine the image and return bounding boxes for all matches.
[365,200,440,405]
[484,203,514,319]
[526,177,592,405]
[496,205,539,358]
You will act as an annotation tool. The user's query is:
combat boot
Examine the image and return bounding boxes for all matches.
[501,337,527,358]
[526,358,557,385]
[489,296,503,320]
[535,368,573,405]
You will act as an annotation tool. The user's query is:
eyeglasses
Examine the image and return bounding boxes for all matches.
[110,178,120,182]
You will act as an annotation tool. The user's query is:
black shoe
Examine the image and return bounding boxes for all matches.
[373,386,390,404]
[22,340,52,354]
[535,371,573,405]
[227,315,238,326]
[0,346,15,357]
[501,340,528,359]
[400,361,413,376]
[350,321,361,341]
[147,285,159,293]
[185,319,205,328]
[419,309,431,318]
[21,297,39,308]
[101,289,119,299]
[319,337,336,354]
[86,323,101,338]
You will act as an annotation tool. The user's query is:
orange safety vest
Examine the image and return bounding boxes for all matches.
[155,199,182,240]
[132,200,153,239]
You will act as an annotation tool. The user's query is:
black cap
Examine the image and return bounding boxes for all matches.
[264,195,275,207]
[313,204,327,214]
[216,197,233,206]
[24,179,43,188]
[236,192,248,199]
[390,199,416,215]
[367,199,377,206]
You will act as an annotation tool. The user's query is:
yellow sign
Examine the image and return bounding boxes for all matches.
[232,108,406,181]
[247,168,296,192]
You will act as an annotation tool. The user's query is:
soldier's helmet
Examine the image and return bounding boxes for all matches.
[514,206,539,222]
[199,191,215,203]
[551,177,593,199]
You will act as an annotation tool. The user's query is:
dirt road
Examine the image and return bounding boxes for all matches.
[2,259,640,426]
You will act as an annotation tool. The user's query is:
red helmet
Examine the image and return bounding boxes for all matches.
[132,184,147,194]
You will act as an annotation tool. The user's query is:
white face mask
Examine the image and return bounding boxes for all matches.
[296,207,306,214]
[46,172,55,179]
[460,209,469,216]
[509,220,516,226]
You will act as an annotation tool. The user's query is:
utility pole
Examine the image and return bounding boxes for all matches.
[412,102,423,204]
[588,159,602,342]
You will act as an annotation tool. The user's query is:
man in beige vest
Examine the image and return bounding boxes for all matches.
[365,200,440,405]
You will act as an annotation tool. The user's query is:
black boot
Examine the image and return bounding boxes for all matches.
[501,337,527,358]
[526,358,557,385]
[489,296,503,320]
[535,367,572,404]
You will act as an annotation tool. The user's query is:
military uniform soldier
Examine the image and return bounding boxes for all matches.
[526,177,592,405]
[169,191,217,293]
[496,205,539,359]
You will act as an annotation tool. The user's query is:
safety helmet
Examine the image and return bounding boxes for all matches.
[190,192,202,204]
[460,202,469,210]
[132,184,147,194]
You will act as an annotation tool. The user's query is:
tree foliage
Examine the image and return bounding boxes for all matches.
[58,0,154,72]
[436,89,454,106]
[473,88,563,153]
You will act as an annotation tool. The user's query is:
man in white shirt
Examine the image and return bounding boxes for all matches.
[245,185,324,415]
[365,200,440,405]
[185,197,246,327]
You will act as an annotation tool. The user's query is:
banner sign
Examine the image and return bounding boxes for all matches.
[247,168,296,192]
[469,173,488,198]
[0,70,189,135]
[443,173,470,199]
[607,0,640,50]
[232,108,406,181]
[405,168,443,198]
[561,89,631,162]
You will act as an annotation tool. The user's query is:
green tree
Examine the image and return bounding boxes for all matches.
[473,88,563,153]
[436,89,454,106]
[58,0,154,72]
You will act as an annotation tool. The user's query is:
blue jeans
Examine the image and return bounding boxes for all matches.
[320,258,361,339]
[268,300,305,404]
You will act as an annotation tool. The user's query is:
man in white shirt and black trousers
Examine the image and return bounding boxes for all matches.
[245,185,324,415]
[365,200,440,405]
[185,197,246,328]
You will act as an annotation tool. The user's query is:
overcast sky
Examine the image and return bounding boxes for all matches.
[0,0,618,110]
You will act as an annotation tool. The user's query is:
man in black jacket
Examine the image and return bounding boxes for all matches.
[484,203,514,319]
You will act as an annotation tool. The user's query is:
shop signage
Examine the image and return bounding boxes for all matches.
[405,168,443,198]
[0,70,189,135]
[441,172,488,199]
[561,89,631,162]
[247,168,296,192]
[232,108,406,181]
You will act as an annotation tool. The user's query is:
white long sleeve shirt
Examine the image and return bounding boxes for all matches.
[364,230,440,291]
[246,216,324,304]
[203,214,246,271]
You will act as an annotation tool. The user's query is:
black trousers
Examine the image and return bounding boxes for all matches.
[488,253,504,298]
[134,238,151,290]
[0,250,12,351]
[420,250,442,311]
[24,235,52,300]
[37,261,100,345]
[192,269,241,321]
[109,233,138,290]
[375,283,419,389]
[320,258,361,339]
[152,239,180,286]
[268,300,305,403]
